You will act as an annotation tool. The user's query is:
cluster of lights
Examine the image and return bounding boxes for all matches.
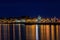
[0,16,60,23]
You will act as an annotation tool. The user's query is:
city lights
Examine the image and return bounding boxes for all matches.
[0,16,59,40]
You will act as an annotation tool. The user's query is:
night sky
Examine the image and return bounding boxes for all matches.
[0,0,60,18]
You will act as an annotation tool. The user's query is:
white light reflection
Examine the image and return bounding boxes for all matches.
[36,25,39,40]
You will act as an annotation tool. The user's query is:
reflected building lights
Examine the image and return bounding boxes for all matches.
[36,25,38,40]
[0,16,59,40]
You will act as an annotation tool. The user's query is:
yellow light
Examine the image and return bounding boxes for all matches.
[56,25,58,40]
[40,25,44,40]
[31,25,36,40]
[51,25,54,40]
[46,25,50,40]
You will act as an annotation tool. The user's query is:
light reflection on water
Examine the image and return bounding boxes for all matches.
[0,24,59,40]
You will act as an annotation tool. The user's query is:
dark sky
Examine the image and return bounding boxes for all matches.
[0,0,60,18]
